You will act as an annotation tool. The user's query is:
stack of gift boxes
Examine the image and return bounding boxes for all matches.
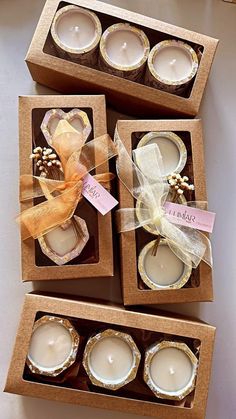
[4,1,219,418]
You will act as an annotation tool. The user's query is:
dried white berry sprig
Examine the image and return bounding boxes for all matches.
[30,146,61,178]
[168,173,194,201]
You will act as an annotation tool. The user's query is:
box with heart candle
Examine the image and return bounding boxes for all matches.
[18,95,117,281]
[25,0,218,117]
[5,293,215,419]
[115,119,213,306]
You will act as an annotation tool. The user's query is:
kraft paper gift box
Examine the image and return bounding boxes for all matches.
[25,0,218,118]
[19,95,115,281]
[5,293,215,419]
[116,119,213,306]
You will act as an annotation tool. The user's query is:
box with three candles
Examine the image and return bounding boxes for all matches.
[5,293,215,419]
[116,119,213,306]
[25,0,218,118]
[18,95,117,281]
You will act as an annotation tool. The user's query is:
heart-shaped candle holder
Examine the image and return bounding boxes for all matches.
[41,108,92,145]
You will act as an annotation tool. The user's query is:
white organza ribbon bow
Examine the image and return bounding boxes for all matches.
[114,129,212,268]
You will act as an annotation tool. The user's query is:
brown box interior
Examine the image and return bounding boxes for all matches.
[26,0,218,117]
[5,293,216,419]
[19,95,114,281]
[117,119,213,305]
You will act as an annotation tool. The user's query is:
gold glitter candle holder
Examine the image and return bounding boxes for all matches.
[41,108,92,145]
[144,340,198,400]
[138,239,192,290]
[99,23,150,82]
[145,40,199,95]
[26,315,80,377]
[51,5,102,66]
[83,329,141,390]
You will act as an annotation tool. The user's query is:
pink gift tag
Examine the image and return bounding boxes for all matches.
[82,173,118,215]
[164,202,216,233]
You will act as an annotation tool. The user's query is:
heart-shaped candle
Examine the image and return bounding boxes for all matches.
[41,108,92,145]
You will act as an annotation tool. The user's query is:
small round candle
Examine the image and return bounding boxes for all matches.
[99,23,149,81]
[144,341,198,400]
[136,132,187,178]
[145,40,198,94]
[26,316,80,376]
[51,5,102,65]
[138,239,192,290]
[83,329,141,390]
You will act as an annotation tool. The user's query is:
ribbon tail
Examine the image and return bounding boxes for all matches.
[161,217,213,268]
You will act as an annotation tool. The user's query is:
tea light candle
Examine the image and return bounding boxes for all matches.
[136,132,187,178]
[138,239,192,290]
[145,40,198,94]
[51,5,102,65]
[144,341,198,400]
[83,329,141,390]
[38,216,89,266]
[99,23,150,81]
[26,315,80,376]
[41,108,92,145]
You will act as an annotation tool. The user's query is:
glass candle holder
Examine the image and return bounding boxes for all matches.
[26,315,80,376]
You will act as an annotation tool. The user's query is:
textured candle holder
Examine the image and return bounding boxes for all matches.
[38,216,89,266]
[138,239,192,290]
[144,340,198,400]
[136,131,187,178]
[41,108,92,145]
[26,315,80,377]
[99,23,150,81]
[83,329,141,390]
[50,5,102,66]
[145,40,199,94]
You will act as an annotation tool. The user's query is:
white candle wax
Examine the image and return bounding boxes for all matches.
[45,223,78,257]
[144,243,184,287]
[89,336,134,383]
[147,136,180,177]
[28,321,73,370]
[48,115,84,137]
[136,132,187,178]
[153,46,193,82]
[105,29,145,67]
[150,347,194,392]
[55,9,98,50]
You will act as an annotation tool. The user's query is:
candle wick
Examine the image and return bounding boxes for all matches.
[48,340,55,348]
[108,355,114,364]
[74,26,80,34]
[170,59,177,66]
[121,42,127,51]
[169,367,175,375]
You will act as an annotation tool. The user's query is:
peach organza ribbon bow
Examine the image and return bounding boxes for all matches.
[17,120,117,240]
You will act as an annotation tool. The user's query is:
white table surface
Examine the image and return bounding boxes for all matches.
[0,0,236,418]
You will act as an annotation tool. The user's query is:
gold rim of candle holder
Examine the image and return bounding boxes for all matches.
[26,315,80,377]
[147,40,199,87]
[41,108,92,145]
[38,215,89,266]
[136,193,187,236]
[51,5,102,55]
[99,23,150,72]
[138,239,192,290]
[136,131,187,177]
[144,340,198,400]
[82,329,141,390]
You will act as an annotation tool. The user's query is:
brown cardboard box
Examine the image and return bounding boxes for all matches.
[116,119,213,305]
[19,95,114,281]
[5,293,215,419]
[25,0,218,118]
